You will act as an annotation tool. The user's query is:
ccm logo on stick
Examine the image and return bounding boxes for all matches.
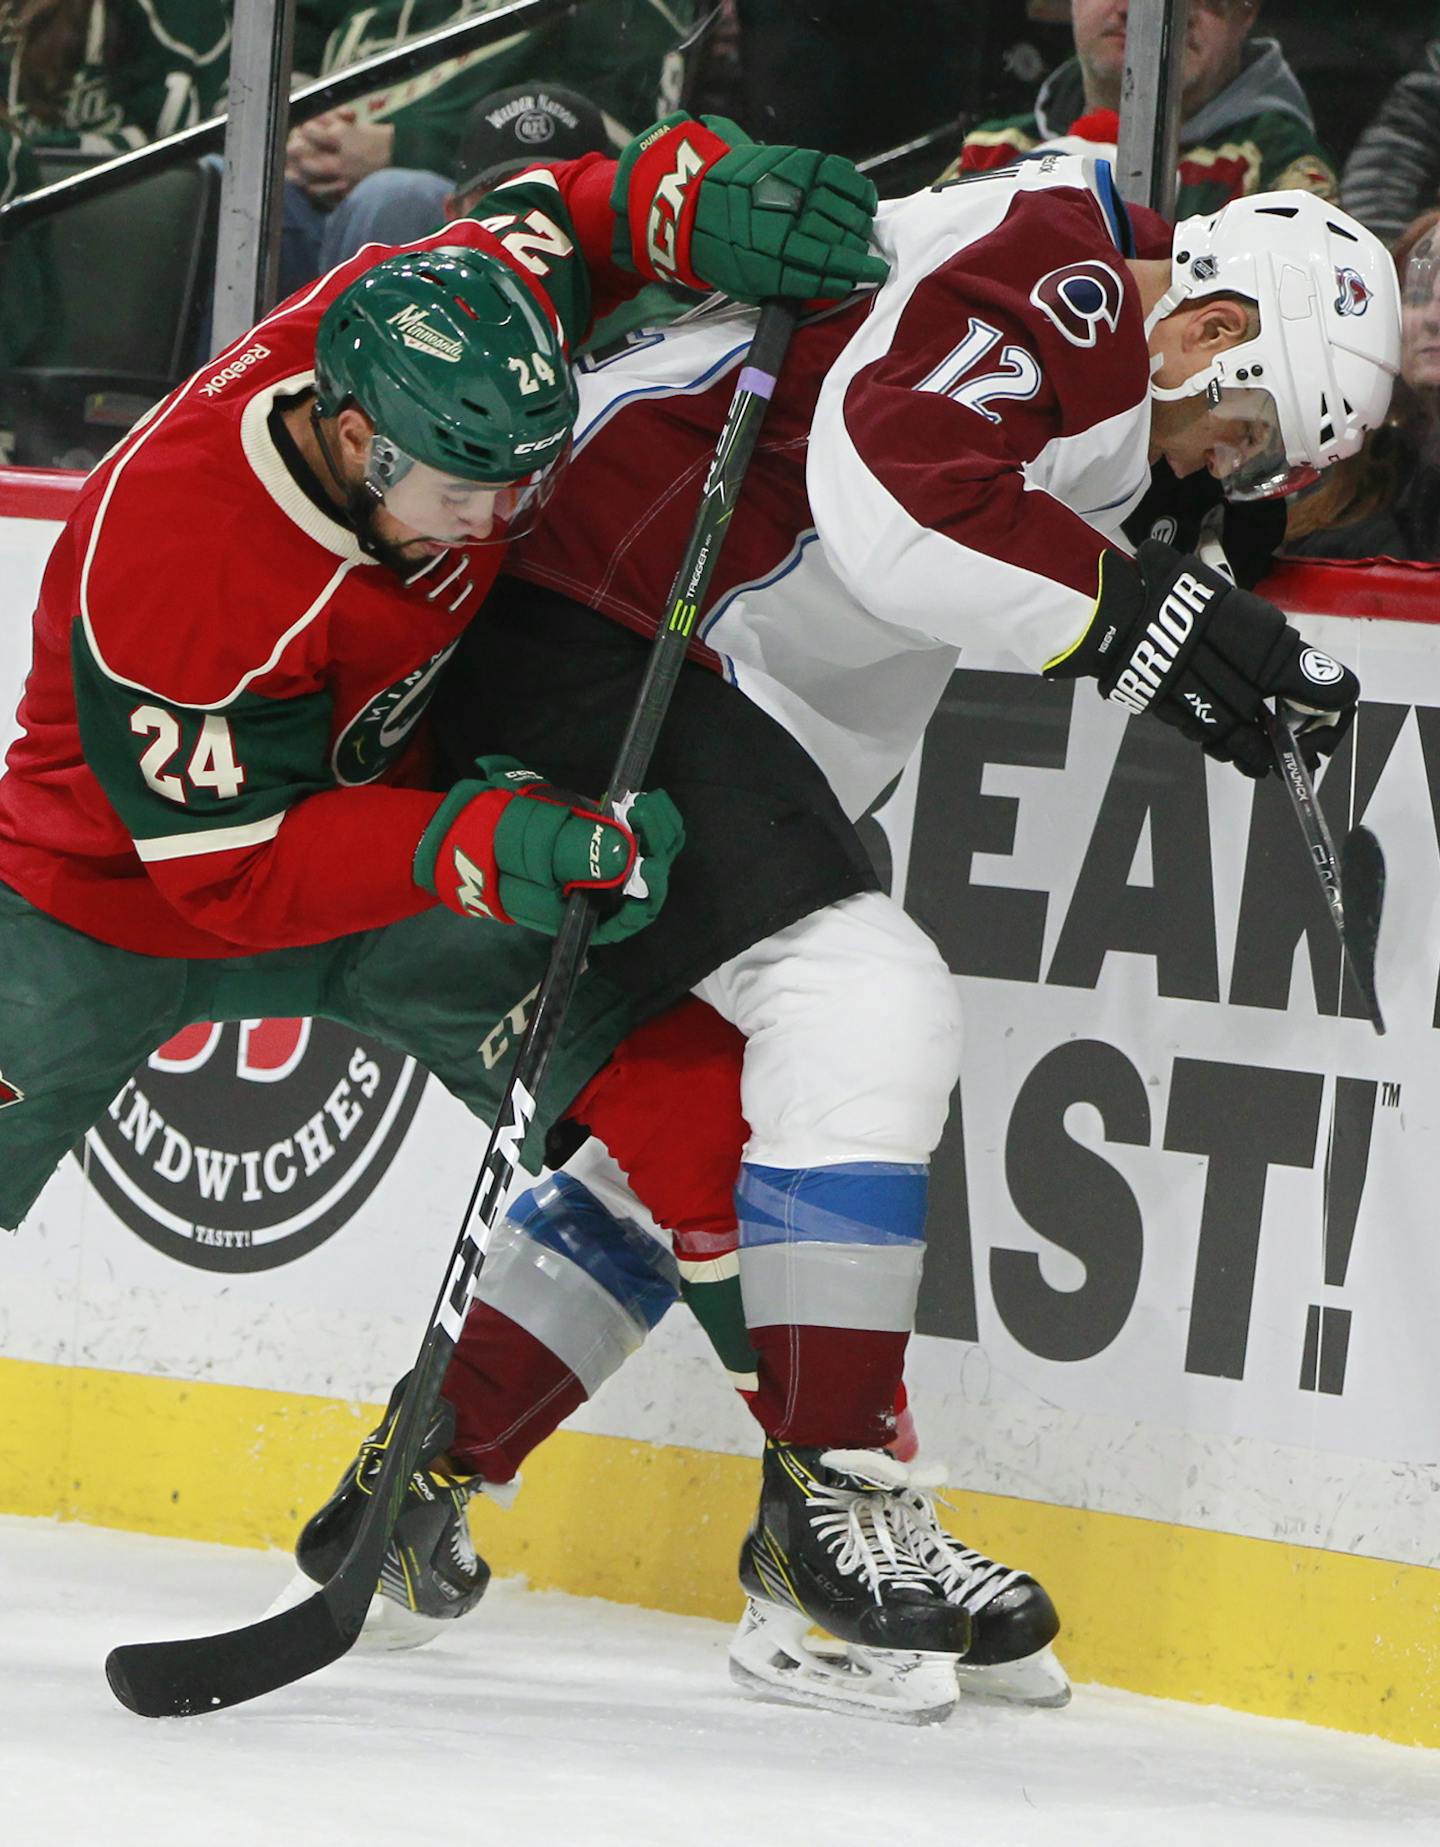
[1107,573,1215,716]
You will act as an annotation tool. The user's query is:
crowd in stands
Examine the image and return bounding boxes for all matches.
[3,0,1440,565]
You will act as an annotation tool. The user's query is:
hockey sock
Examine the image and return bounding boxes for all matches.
[568,996,761,1385]
[737,1160,927,1448]
[443,1302,588,1481]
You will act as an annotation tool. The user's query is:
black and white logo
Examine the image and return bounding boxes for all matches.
[1300,647,1345,687]
[517,107,559,144]
[81,1019,426,1272]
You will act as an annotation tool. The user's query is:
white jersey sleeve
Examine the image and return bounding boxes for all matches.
[809,156,1154,674]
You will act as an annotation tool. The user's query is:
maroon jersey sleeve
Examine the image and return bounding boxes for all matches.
[810,181,1155,672]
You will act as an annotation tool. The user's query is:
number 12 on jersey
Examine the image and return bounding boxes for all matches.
[916,318,1041,423]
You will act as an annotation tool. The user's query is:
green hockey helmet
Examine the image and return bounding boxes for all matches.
[314,247,578,544]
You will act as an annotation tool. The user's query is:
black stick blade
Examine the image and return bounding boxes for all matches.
[106,1586,354,1717]
[1339,825,1387,1037]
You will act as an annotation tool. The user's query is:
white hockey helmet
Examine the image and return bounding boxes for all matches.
[1145,190,1401,499]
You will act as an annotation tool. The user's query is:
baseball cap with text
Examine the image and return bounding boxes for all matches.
[452,83,620,196]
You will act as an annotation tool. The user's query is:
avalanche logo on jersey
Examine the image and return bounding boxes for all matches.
[1334,268,1373,317]
[1030,260,1126,348]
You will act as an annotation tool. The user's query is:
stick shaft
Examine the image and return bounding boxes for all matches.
[1262,705,1384,1035]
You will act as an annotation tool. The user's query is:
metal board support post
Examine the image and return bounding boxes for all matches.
[211,0,297,358]
[1114,0,1191,216]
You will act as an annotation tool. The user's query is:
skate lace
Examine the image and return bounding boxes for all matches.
[896,1489,1026,1614]
[805,1482,940,1603]
[448,1504,479,1575]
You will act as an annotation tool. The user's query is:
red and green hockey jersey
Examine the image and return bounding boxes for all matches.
[1,0,232,157]
[0,154,633,959]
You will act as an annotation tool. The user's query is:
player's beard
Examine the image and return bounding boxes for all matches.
[346,486,447,579]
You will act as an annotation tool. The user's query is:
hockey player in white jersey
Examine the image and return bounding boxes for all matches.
[324,156,1401,1724]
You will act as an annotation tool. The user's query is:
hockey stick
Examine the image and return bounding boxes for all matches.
[104,301,801,1718]
[1262,704,1386,1036]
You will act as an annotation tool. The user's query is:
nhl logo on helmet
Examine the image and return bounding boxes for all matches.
[83,1020,426,1272]
[1334,268,1373,317]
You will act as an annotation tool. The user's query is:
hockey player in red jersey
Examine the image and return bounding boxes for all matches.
[0,115,1005,1716]
[373,156,1398,1719]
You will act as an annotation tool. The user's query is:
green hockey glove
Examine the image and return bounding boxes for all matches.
[612,111,888,301]
[415,756,684,942]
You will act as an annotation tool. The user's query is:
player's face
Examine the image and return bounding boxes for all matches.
[1148,389,1240,481]
[1150,388,1313,500]
[375,469,509,551]
[1074,0,1254,112]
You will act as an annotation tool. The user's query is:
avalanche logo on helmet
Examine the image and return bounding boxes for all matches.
[1334,268,1373,317]
[1030,260,1126,348]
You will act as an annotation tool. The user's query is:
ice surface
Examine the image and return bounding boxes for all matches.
[5,1515,1439,1847]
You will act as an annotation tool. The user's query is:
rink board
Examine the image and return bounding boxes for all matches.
[1,475,1438,1747]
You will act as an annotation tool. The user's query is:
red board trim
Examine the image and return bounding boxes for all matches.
[1258,556,1440,625]
[0,466,86,522]
[3,466,1440,624]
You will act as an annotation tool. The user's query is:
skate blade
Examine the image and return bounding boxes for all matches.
[728,1600,959,1726]
[955,1643,1072,1708]
[262,1569,447,1654]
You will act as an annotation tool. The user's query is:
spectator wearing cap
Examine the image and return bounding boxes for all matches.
[281,82,625,292]
[944,0,1337,217]
[279,0,696,295]
[279,80,696,351]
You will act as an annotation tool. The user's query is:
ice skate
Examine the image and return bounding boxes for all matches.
[728,1442,972,1725]
[288,1377,513,1653]
[894,1488,1071,1707]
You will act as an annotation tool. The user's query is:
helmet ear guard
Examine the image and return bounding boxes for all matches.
[1146,192,1402,496]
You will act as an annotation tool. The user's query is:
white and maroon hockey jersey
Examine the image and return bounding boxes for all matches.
[513,155,1172,818]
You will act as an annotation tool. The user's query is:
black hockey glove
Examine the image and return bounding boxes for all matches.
[1052,540,1359,779]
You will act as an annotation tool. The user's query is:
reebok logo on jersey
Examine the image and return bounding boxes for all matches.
[197,344,271,397]
[1106,573,1215,716]
[387,305,463,363]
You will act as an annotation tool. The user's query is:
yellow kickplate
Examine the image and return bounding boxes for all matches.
[2,1356,1435,1748]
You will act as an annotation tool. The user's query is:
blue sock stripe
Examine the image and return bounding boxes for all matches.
[509,1173,680,1330]
[736,1162,929,1250]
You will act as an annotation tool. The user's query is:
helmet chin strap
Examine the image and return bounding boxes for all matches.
[310,404,387,561]
[1146,282,1227,405]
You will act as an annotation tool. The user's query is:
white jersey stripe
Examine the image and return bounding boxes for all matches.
[134,812,286,862]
